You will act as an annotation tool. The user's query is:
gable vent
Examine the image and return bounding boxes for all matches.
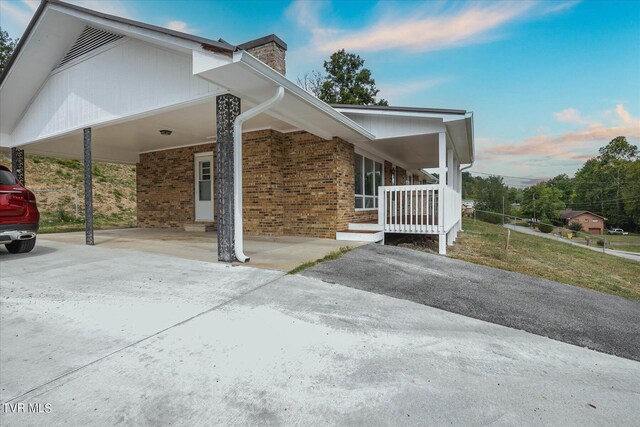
[57,26,123,68]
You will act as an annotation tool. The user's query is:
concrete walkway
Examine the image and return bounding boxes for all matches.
[38,228,365,271]
[504,224,640,262]
[1,241,639,426]
[304,244,640,361]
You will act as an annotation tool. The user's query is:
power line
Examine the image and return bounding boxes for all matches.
[469,171,617,185]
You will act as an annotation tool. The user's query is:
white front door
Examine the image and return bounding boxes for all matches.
[194,153,214,221]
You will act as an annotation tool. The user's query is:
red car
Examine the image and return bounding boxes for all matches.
[0,165,39,253]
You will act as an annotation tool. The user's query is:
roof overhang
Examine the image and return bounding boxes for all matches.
[0,0,235,145]
[194,50,375,142]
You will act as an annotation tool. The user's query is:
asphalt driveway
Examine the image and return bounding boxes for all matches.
[1,239,639,425]
[303,244,640,361]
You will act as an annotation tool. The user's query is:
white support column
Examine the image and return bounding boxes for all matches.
[446,147,454,188]
[438,132,446,236]
[451,156,458,241]
[457,168,463,232]
[439,234,446,255]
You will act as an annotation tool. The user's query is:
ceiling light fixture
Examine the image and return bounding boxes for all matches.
[159,129,173,136]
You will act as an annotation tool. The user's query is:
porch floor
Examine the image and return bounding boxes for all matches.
[38,228,367,272]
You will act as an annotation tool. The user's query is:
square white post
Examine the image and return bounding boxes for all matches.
[438,132,446,235]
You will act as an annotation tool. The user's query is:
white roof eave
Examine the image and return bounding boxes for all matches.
[193,50,375,143]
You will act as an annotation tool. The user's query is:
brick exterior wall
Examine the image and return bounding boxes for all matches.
[137,143,214,228]
[397,166,407,186]
[137,130,357,238]
[137,129,420,238]
[245,42,286,76]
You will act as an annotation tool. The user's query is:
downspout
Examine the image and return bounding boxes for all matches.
[233,86,285,262]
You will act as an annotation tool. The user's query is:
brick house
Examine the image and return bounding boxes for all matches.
[0,0,474,260]
[560,209,607,235]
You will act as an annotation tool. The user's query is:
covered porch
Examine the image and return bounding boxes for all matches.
[335,106,473,255]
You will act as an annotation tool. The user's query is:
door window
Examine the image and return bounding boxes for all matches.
[198,161,212,201]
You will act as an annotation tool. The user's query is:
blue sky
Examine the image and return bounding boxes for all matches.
[2,0,639,184]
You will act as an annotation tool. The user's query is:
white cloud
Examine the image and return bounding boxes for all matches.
[0,1,32,27]
[165,20,197,34]
[378,78,450,102]
[22,0,39,13]
[553,108,586,124]
[287,0,580,54]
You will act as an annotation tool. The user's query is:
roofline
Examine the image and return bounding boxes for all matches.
[332,104,467,115]
[0,0,48,86]
[238,34,287,51]
[0,0,236,86]
[562,210,607,220]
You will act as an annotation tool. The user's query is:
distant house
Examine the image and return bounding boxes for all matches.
[560,209,607,235]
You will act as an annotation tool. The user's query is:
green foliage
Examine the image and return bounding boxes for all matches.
[520,183,564,223]
[475,175,510,215]
[568,222,583,232]
[315,50,388,106]
[288,247,352,274]
[537,223,554,233]
[0,28,18,76]
[573,136,639,229]
[547,173,574,204]
[477,211,503,224]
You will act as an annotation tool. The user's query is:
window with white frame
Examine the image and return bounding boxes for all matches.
[354,153,382,209]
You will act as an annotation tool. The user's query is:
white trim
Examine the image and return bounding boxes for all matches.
[231,52,375,141]
[8,91,225,149]
[354,146,385,165]
[194,152,214,222]
[50,37,129,75]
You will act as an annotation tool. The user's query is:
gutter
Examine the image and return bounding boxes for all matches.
[233,86,285,263]
[233,51,376,142]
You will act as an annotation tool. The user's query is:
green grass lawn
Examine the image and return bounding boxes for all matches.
[602,233,640,243]
[448,219,640,301]
[609,245,640,253]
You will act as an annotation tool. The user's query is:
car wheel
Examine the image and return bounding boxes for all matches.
[5,237,36,254]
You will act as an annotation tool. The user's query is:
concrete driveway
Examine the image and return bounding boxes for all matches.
[1,240,639,426]
[37,228,365,271]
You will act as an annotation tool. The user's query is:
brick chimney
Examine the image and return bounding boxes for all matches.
[238,34,287,76]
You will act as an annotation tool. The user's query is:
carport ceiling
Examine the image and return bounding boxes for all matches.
[21,99,297,164]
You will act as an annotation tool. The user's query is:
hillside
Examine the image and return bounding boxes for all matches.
[447,219,640,301]
[0,153,136,232]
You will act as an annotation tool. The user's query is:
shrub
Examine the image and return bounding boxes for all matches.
[476,211,503,224]
[568,222,583,232]
[596,239,607,247]
[537,223,554,233]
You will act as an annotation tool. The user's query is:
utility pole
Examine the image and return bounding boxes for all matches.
[532,193,536,224]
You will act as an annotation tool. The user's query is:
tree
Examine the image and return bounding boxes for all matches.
[573,136,638,228]
[520,183,564,223]
[316,50,388,106]
[475,175,509,214]
[296,70,323,98]
[0,28,18,76]
[547,173,574,205]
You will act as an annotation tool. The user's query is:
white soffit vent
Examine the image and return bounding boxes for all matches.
[56,26,123,68]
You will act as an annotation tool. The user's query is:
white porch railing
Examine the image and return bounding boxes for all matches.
[378,184,460,234]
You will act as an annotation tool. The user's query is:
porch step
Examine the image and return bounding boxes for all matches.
[348,222,383,231]
[184,222,215,232]
[336,229,384,243]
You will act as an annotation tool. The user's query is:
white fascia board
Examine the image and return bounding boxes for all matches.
[233,52,376,141]
[193,50,232,74]
[335,107,466,122]
[49,3,220,57]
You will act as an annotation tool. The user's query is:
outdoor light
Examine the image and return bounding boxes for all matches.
[159,129,173,136]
